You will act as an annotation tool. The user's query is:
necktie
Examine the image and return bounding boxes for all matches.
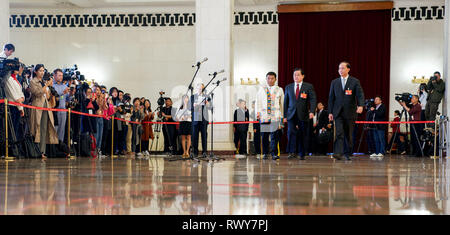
[296,84,300,100]
[342,78,346,90]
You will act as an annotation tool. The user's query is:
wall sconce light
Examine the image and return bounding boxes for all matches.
[240,78,260,86]
[412,76,429,84]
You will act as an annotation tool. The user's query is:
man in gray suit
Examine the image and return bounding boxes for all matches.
[328,62,365,161]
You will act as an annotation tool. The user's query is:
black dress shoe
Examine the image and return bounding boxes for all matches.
[333,154,342,160]
[272,155,280,161]
[345,155,352,161]
[300,155,306,161]
[288,154,297,159]
[263,154,269,160]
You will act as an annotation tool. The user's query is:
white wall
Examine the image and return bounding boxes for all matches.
[10,7,196,108]
[390,0,445,119]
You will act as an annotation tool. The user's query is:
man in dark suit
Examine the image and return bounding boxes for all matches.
[368,96,387,158]
[234,99,250,155]
[284,68,317,160]
[328,62,365,161]
[191,83,212,158]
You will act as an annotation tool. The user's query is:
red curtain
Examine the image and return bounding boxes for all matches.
[278,10,391,153]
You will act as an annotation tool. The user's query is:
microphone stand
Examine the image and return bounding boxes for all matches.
[199,79,225,162]
[169,61,203,162]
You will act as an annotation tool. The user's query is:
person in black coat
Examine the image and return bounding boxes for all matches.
[367,96,386,157]
[328,62,365,161]
[234,99,250,155]
[284,68,317,160]
[314,102,330,155]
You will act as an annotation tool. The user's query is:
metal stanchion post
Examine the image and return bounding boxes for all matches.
[4,99,14,161]
[68,108,76,160]
[431,118,439,159]
[111,117,117,159]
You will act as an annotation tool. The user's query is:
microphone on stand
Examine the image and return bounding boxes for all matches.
[192,57,208,67]
[214,77,227,85]
[208,69,225,76]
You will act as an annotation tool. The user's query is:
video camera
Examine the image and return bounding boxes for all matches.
[365,99,375,110]
[63,64,85,82]
[0,58,21,78]
[395,93,413,104]
[430,75,438,82]
[119,93,133,114]
[157,91,169,107]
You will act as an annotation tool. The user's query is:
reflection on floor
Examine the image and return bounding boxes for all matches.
[0,155,449,215]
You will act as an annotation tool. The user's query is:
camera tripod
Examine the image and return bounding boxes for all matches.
[153,106,175,158]
[356,110,377,154]
[389,107,424,157]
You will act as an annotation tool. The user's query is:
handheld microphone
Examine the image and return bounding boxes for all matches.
[209,69,225,76]
[192,57,208,67]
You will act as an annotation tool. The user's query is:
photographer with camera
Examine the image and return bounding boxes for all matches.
[52,69,70,142]
[426,72,445,122]
[4,63,25,142]
[94,86,110,158]
[0,44,15,59]
[399,95,423,157]
[159,96,178,155]
[82,87,98,135]
[29,64,59,159]
[108,87,125,155]
[368,96,386,158]
[130,98,144,157]
[418,83,428,121]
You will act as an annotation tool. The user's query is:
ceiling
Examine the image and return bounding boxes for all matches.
[9,0,397,8]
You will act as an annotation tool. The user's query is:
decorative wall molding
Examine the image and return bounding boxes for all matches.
[392,5,445,21]
[233,11,278,25]
[9,13,196,28]
[8,7,445,28]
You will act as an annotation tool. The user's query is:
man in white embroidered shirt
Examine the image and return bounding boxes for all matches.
[256,71,284,160]
[4,64,25,142]
[0,44,15,60]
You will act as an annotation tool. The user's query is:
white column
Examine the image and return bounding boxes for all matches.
[0,0,10,47]
[196,0,234,151]
[445,0,450,116]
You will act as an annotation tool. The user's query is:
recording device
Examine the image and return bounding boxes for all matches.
[419,83,427,92]
[157,91,169,107]
[0,58,21,78]
[430,75,438,82]
[63,64,85,82]
[192,57,208,68]
[420,129,434,142]
[119,94,132,114]
[395,93,413,104]
[365,98,375,110]
[42,69,52,81]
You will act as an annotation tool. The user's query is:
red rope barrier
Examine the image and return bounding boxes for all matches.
[0,99,437,126]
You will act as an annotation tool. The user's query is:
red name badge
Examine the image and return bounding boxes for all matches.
[345,89,353,95]
[301,93,307,99]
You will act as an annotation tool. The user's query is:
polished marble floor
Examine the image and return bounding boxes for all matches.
[0,155,449,215]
